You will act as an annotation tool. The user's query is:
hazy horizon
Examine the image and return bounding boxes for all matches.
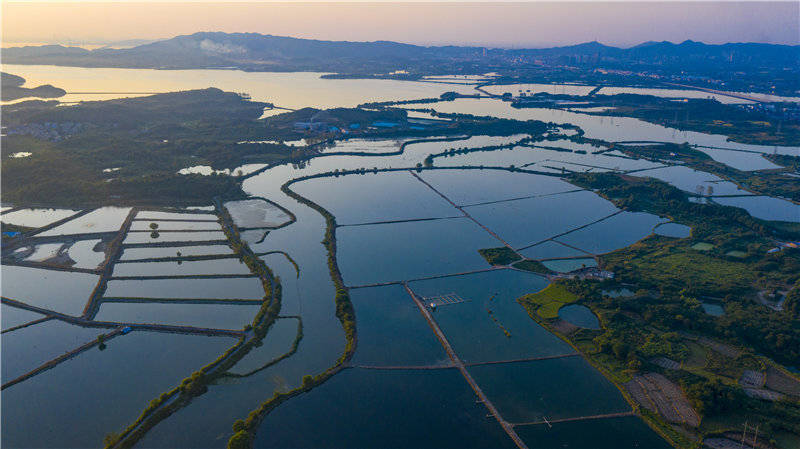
[2,1,798,49]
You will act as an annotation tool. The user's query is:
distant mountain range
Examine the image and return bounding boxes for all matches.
[3,32,798,74]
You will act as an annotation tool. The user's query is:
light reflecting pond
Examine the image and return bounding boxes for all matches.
[292,171,459,224]
[129,220,221,231]
[1,331,237,449]
[558,304,600,329]
[119,244,233,260]
[557,211,666,254]
[123,230,227,244]
[112,258,249,277]
[94,302,262,329]
[225,198,292,228]
[39,207,131,235]
[337,217,499,285]
[713,196,800,222]
[3,64,477,109]
[104,278,265,299]
[654,222,692,238]
[464,190,619,248]
[0,208,80,228]
[350,284,449,366]
[1,320,104,382]
[409,270,571,364]
[519,240,590,260]
[418,169,577,206]
[1,265,98,315]
[1,304,45,331]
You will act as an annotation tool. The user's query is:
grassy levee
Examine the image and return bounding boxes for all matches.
[478,246,522,266]
[224,179,359,449]
[106,202,283,449]
[516,289,693,449]
[222,317,304,379]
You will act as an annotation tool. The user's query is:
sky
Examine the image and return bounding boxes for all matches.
[2,1,798,49]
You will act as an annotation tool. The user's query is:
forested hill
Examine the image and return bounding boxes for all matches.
[4,32,798,73]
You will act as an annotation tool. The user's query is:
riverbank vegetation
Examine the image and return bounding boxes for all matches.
[512,93,800,146]
[223,180,358,449]
[525,172,800,447]
[106,204,283,449]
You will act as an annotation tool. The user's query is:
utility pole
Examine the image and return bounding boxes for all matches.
[740,420,749,449]
[752,424,759,448]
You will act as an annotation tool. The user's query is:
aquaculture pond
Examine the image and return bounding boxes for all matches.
[0,207,80,228]
[225,198,293,228]
[1,331,237,449]
[694,146,782,171]
[1,319,105,382]
[556,211,667,255]
[519,240,590,260]
[129,220,221,231]
[468,357,631,422]
[11,66,797,449]
[135,211,218,221]
[291,171,460,224]
[112,258,250,277]
[337,217,499,286]
[94,302,262,329]
[1,265,99,315]
[104,277,265,299]
[349,284,448,367]
[417,169,578,205]
[634,165,752,196]
[123,230,227,244]
[39,206,131,235]
[464,190,619,248]
[408,270,572,364]
[65,239,107,269]
[119,244,233,260]
[1,303,45,331]
[514,416,673,449]
[252,368,517,449]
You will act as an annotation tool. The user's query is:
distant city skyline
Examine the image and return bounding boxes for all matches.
[2,1,798,49]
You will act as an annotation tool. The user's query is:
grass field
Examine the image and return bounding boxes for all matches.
[518,283,578,319]
[691,242,715,251]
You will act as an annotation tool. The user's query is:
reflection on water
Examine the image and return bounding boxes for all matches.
[2,64,477,109]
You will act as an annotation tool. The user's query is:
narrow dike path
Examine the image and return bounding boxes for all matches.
[402,282,529,449]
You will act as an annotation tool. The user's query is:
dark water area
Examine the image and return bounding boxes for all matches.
[558,304,601,329]
[253,368,517,449]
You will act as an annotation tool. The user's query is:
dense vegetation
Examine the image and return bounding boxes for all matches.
[477,246,521,265]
